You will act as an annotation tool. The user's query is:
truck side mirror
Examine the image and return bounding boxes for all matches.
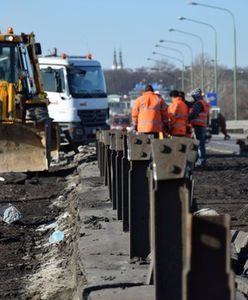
[35,43,42,55]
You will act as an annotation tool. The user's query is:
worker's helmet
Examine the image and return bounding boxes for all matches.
[169,90,179,97]
[178,91,185,100]
[190,88,203,100]
[145,84,154,92]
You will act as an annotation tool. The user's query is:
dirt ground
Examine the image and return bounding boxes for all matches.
[0,150,90,300]
[0,145,248,299]
[194,153,248,231]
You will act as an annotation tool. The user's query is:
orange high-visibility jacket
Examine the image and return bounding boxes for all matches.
[132,91,168,133]
[168,97,188,136]
[191,99,210,127]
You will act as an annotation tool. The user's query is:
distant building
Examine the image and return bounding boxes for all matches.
[112,49,124,70]
[112,49,118,70]
[117,49,123,70]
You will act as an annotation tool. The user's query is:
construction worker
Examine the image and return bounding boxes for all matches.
[189,88,210,166]
[218,113,230,140]
[155,90,169,137]
[168,90,188,137]
[132,84,168,138]
[179,91,193,138]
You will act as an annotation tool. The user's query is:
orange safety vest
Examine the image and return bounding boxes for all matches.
[191,99,210,127]
[168,97,188,136]
[132,91,168,133]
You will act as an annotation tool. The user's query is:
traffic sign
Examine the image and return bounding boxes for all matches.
[205,92,218,107]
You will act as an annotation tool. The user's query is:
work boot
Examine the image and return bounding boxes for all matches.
[195,158,207,167]
[224,134,230,140]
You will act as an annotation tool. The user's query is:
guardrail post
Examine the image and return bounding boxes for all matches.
[115,131,124,220]
[96,130,100,169]
[187,215,235,300]
[110,131,117,209]
[122,133,130,232]
[99,131,105,177]
[128,133,151,259]
[150,137,198,300]
[102,130,111,186]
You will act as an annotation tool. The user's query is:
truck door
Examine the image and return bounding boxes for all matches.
[40,66,68,121]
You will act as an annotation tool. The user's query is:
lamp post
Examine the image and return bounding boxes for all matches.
[152,51,185,90]
[189,1,237,120]
[147,58,179,89]
[155,44,187,91]
[178,16,218,93]
[169,28,205,92]
[159,39,194,90]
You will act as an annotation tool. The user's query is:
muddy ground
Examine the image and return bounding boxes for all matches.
[0,149,95,300]
[0,146,248,299]
[194,153,248,231]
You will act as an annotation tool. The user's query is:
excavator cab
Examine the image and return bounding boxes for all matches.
[0,27,59,172]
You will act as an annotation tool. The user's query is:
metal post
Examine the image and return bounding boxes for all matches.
[150,137,199,300]
[128,133,152,259]
[121,133,130,232]
[160,39,194,90]
[115,131,124,220]
[169,29,205,91]
[96,130,100,169]
[153,51,184,91]
[106,132,112,200]
[188,2,237,118]
[110,131,117,209]
[102,130,111,186]
[187,215,235,300]
[99,131,105,177]
[98,131,104,176]
[178,17,218,92]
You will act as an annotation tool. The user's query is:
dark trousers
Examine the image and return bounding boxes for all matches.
[194,126,206,162]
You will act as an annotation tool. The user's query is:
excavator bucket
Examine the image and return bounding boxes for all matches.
[0,124,50,173]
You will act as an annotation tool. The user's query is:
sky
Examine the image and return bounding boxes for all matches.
[1,0,248,70]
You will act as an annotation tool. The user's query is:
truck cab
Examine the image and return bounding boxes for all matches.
[38,54,109,144]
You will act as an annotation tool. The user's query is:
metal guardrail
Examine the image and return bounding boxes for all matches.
[96,130,235,300]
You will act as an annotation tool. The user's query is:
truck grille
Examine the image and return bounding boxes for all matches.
[77,109,108,126]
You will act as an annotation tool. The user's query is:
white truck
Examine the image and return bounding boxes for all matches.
[38,54,109,145]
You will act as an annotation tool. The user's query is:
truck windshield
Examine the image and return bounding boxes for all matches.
[67,66,107,98]
[0,43,21,83]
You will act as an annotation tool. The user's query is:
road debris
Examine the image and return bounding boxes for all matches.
[0,204,22,224]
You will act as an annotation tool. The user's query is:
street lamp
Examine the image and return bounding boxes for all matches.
[189,1,237,120]
[169,28,205,92]
[152,51,185,90]
[159,39,194,90]
[147,58,180,89]
[155,44,185,62]
[147,57,166,70]
[155,44,186,90]
[147,57,180,89]
[178,16,218,93]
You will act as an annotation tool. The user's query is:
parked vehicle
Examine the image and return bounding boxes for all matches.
[110,114,130,131]
[0,27,59,172]
[39,53,109,145]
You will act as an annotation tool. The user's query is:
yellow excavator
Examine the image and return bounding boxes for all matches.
[0,27,59,172]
